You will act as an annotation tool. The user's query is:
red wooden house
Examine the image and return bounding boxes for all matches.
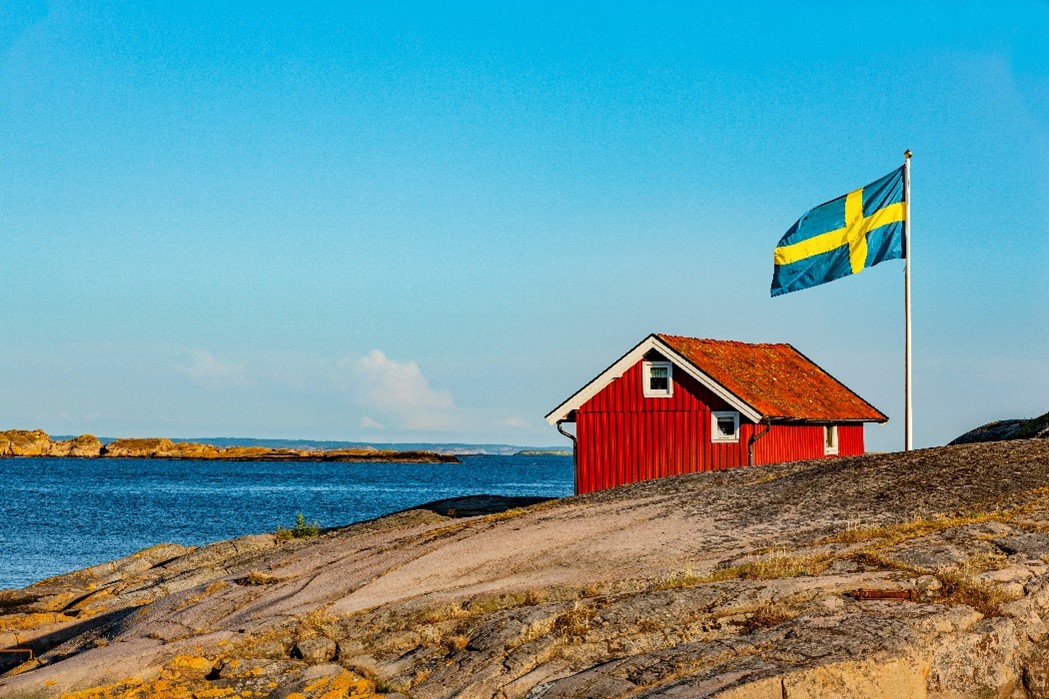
[546,333,887,494]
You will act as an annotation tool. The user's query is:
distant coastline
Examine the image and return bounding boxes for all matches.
[0,429,460,463]
[514,448,572,457]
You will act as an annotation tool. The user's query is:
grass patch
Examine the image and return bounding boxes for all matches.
[655,569,706,591]
[741,601,797,634]
[729,551,828,580]
[552,602,597,641]
[819,512,1000,547]
[936,569,1016,617]
[847,549,1016,617]
[654,551,829,591]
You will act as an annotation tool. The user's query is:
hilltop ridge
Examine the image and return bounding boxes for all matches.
[950,410,1049,445]
[5,440,1049,697]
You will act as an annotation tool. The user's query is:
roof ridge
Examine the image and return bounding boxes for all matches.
[656,333,790,348]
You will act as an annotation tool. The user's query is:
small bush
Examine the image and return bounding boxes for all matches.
[276,512,321,540]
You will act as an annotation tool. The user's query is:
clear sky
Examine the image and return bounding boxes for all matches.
[1,2,1046,451]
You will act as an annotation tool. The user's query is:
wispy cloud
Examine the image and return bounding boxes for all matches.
[174,350,254,390]
[359,416,384,429]
[340,350,458,431]
[500,416,531,429]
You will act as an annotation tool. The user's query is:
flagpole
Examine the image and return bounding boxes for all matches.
[903,149,913,451]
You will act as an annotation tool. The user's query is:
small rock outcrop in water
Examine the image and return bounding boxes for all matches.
[0,429,458,462]
[7,441,1049,697]
[0,429,52,456]
[950,410,1049,444]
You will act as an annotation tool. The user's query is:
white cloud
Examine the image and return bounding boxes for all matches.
[341,350,458,431]
[360,416,384,429]
[500,417,531,429]
[175,351,253,389]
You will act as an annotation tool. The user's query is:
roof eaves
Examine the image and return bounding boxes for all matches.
[544,334,661,424]
[785,344,889,423]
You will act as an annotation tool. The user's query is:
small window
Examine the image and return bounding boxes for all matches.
[712,411,739,443]
[642,361,673,398]
[824,425,839,455]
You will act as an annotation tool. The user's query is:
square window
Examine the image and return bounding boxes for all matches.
[712,411,739,442]
[649,366,668,391]
[642,361,673,398]
[824,425,839,455]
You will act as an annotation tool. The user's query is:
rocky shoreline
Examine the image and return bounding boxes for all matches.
[0,429,459,463]
[6,440,1049,697]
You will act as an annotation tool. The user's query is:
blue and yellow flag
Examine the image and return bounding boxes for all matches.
[771,167,906,296]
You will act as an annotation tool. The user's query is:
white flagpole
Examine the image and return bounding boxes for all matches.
[904,149,913,451]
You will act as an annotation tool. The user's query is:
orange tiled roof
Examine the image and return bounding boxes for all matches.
[657,334,887,422]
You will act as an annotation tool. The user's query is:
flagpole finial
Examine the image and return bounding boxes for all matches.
[904,149,912,160]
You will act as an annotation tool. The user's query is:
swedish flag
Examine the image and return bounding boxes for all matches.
[771,167,906,296]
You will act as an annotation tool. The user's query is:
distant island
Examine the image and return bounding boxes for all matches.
[0,429,460,463]
[514,448,572,456]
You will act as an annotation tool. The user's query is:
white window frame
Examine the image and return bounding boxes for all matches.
[711,411,740,443]
[824,425,839,455]
[642,361,673,398]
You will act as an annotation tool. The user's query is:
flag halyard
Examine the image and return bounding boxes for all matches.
[771,166,906,296]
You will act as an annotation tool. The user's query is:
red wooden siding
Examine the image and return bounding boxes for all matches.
[574,356,866,494]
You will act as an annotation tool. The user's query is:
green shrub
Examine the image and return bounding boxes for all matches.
[276,512,321,541]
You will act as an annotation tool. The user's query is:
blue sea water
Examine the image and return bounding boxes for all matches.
[0,454,574,590]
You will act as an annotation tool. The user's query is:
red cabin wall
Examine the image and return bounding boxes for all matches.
[574,357,867,494]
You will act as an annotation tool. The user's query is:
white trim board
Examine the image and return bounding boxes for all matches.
[545,334,762,425]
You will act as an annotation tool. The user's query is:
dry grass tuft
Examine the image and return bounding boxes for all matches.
[654,551,828,591]
[741,601,797,634]
[655,568,706,591]
[820,511,1000,547]
[936,569,1015,617]
[553,601,597,641]
[737,552,827,579]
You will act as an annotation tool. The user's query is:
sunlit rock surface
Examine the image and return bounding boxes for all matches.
[4,441,1049,697]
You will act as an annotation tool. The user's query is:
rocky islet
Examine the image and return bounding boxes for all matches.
[0,429,458,463]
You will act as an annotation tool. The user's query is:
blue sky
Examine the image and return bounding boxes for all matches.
[1,2,1046,450]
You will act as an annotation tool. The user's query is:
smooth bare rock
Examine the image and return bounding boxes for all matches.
[292,637,338,663]
[46,434,103,457]
[6,441,1049,697]
[928,617,1024,696]
[1024,644,1049,698]
[100,437,177,457]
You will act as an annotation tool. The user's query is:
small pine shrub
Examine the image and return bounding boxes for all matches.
[276,512,321,541]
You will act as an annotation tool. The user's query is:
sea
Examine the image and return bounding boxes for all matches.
[0,440,574,590]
